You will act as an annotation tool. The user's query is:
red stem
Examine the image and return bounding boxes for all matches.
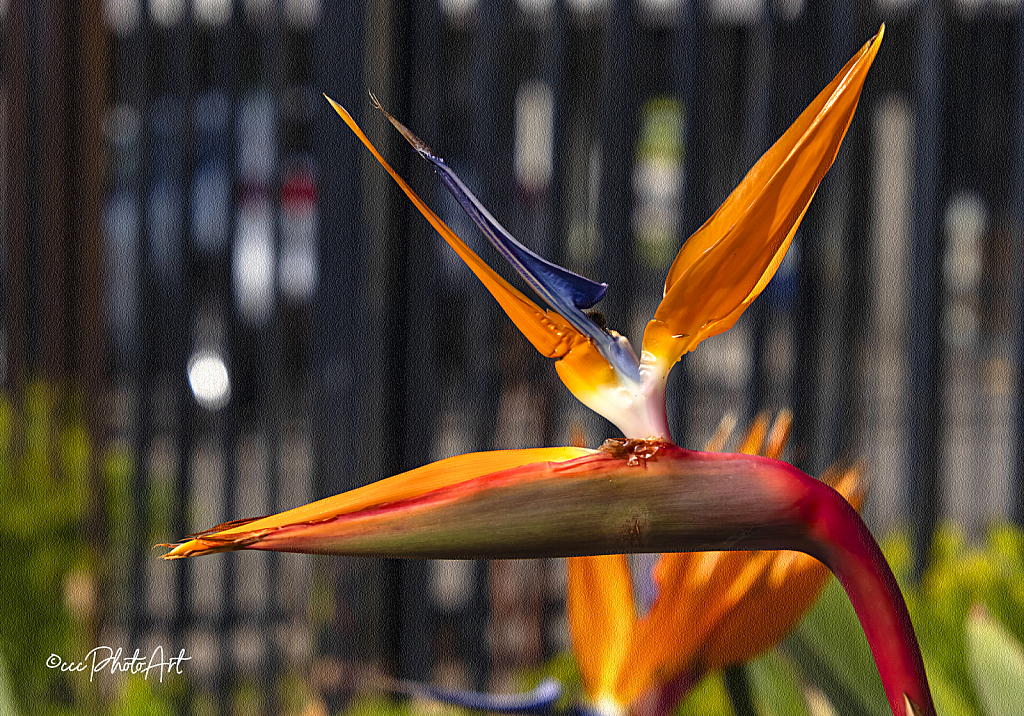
[790,473,933,716]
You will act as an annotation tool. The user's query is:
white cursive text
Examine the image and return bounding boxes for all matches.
[46,646,191,682]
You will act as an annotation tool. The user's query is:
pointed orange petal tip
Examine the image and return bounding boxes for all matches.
[643,28,883,372]
[328,93,672,437]
[324,93,589,363]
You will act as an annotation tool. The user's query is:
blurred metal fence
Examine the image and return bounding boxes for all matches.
[6,0,1024,713]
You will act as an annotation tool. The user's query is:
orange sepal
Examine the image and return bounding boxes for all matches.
[567,555,638,704]
[643,27,883,368]
[697,463,866,669]
[608,412,845,702]
[612,549,775,705]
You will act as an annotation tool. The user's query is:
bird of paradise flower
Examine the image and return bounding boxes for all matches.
[163,25,935,716]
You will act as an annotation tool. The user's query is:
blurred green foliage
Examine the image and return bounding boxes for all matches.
[716,524,1024,716]
[0,385,91,714]
[0,385,176,715]
[0,385,332,716]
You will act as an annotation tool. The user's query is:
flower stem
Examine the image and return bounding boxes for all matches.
[790,474,935,716]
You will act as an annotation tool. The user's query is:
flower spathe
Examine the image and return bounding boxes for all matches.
[163,435,930,715]
[162,26,936,716]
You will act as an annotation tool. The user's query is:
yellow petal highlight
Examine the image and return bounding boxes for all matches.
[763,410,793,460]
[703,413,739,453]
[554,336,629,404]
[325,96,581,360]
[567,555,637,705]
[643,27,883,369]
[163,446,593,558]
[736,412,771,455]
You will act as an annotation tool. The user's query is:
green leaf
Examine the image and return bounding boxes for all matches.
[0,651,20,716]
[918,651,977,716]
[746,650,811,716]
[966,606,1024,716]
[108,676,175,716]
[786,579,886,716]
[675,672,733,716]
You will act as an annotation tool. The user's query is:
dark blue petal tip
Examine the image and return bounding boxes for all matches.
[397,677,563,714]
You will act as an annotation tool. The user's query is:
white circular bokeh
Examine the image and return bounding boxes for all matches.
[188,350,231,411]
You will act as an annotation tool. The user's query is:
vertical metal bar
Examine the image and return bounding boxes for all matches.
[742,10,777,420]
[311,1,366,709]
[150,25,188,682]
[596,0,639,334]
[789,13,813,472]
[413,0,445,682]
[837,3,876,465]
[909,0,945,580]
[128,0,152,657]
[957,12,1004,537]
[377,0,439,687]
[275,19,317,704]
[25,0,42,381]
[791,1,833,477]
[163,8,196,716]
[1011,6,1024,524]
[71,0,110,578]
[804,0,862,468]
[542,0,569,278]
[37,0,72,389]
[216,5,242,712]
[788,0,858,476]
[540,0,569,660]
[466,3,512,454]
[373,0,418,687]
[669,0,706,443]
[248,4,285,708]
[596,0,639,438]
[3,0,30,402]
[466,0,521,689]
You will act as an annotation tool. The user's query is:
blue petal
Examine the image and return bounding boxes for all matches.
[398,677,563,714]
[567,706,611,716]
[427,152,640,382]
[425,152,606,311]
[373,99,641,382]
